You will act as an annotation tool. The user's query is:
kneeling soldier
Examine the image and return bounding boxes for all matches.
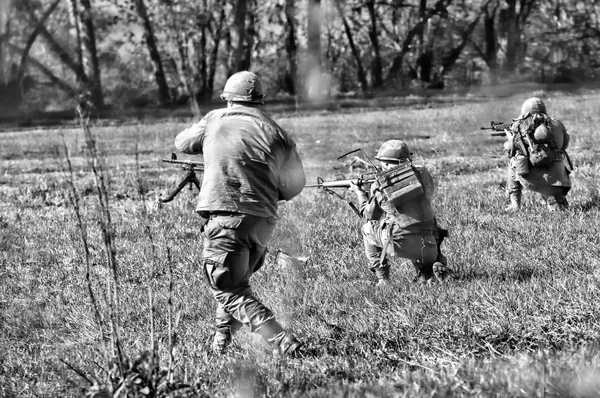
[349,140,448,284]
[504,97,572,211]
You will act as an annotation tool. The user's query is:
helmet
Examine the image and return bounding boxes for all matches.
[520,97,547,115]
[220,71,265,104]
[375,140,412,162]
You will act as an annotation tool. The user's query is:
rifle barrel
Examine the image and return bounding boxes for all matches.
[162,159,204,168]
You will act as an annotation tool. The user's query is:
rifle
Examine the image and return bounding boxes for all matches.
[481,120,530,158]
[159,153,204,203]
[480,121,513,137]
[305,174,375,217]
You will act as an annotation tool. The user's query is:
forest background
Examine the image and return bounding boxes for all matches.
[1,0,599,123]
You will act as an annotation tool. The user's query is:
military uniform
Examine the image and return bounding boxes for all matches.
[174,71,306,355]
[351,140,447,283]
[505,98,572,211]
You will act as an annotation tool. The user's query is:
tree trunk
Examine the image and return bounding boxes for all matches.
[0,0,13,87]
[22,0,87,83]
[284,0,298,95]
[240,0,256,71]
[133,0,171,104]
[439,10,484,77]
[484,1,498,81]
[365,0,383,88]
[502,0,535,74]
[228,0,247,76]
[66,0,84,86]
[207,6,226,96]
[386,0,452,83]
[334,0,368,93]
[78,0,104,108]
[503,0,518,73]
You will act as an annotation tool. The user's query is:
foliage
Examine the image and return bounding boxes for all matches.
[1,0,600,115]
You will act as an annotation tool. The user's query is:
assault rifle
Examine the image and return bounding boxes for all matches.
[159,153,204,203]
[305,174,376,216]
[480,121,513,136]
[481,119,532,158]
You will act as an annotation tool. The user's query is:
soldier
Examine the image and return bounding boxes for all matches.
[174,71,306,356]
[349,140,448,285]
[504,97,572,211]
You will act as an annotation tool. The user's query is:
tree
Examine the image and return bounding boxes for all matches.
[160,0,228,114]
[501,0,536,74]
[333,0,368,93]
[284,0,299,95]
[77,0,104,108]
[365,0,383,88]
[132,0,171,104]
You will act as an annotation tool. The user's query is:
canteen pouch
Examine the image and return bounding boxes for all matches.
[529,145,563,167]
[376,162,424,206]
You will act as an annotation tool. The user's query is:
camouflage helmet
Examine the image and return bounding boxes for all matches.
[521,97,547,115]
[220,71,265,104]
[375,140,412,162]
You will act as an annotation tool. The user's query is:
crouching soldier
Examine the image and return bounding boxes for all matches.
[349,140,449,284]
[504,97,572,211]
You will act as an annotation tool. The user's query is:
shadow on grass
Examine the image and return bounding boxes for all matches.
[455,264,536,283]
[572,195,600,212]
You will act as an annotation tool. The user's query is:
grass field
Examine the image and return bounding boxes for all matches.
[1,89,600,397]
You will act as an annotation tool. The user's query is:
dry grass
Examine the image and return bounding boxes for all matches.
[1,88,600,397]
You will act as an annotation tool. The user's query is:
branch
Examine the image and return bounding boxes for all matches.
[17,0,62,81]
[21,0,88,83]
[9,43,78,96]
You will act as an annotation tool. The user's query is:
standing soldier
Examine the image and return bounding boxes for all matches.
[504,97,572,211]
[349,140,449,285]
[174,71,306,355]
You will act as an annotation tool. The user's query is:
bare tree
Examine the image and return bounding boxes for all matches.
[78,0,104,108]
[133,0,171,104]
[228,0,248,75]
[284,0,299,95]
[365,0,383,88]
[502,0,536,73]
[334,0,368,93]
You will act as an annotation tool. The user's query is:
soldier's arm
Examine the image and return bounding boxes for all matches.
[354,182,383,220]
[174,114,211,154]
[558,120,570,150]
[416,166,435,201]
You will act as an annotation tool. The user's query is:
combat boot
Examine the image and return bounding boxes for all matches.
[432,261,451,281]
[375,266,390,285]
[277,333,304,357]
[505,193,521,211]
[547,197,569,211]
[211,328,232,354]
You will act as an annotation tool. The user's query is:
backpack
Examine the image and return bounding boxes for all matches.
[376,161,424,206]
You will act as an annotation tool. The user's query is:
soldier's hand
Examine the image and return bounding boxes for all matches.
[348,181,365,195]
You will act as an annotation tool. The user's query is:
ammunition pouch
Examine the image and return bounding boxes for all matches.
[528,145,565,167]
[376,161,424,206]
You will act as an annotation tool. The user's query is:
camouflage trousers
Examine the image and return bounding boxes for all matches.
[361,220,438,272]
[202,213,285,346]
[506,166,570,204]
